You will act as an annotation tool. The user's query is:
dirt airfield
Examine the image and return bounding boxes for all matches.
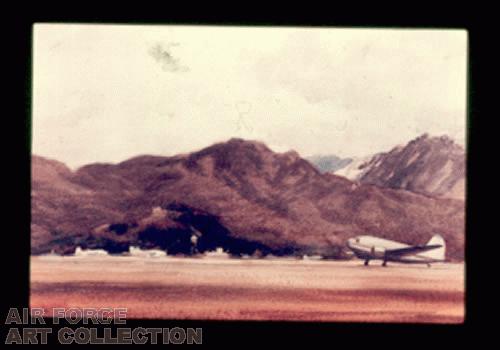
[30,256,464,323]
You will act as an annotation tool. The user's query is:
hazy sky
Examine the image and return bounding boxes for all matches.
[33,24,467,169]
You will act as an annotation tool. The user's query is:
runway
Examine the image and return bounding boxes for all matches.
[30,256,465,323]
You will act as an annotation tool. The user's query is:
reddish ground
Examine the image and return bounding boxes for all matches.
[30,256,464,323]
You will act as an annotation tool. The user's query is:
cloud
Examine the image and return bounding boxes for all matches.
[33,25,466,168]
[149,43,189,72]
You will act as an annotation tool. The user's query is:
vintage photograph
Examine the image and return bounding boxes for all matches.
[30,24,466,323]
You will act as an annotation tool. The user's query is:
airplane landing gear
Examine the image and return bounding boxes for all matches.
[382,261,387,267]
[364,260,369,266]
[427,263,431,268]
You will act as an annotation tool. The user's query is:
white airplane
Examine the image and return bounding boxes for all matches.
[346,234,445,267]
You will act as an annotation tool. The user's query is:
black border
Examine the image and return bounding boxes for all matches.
[4,11,482,346]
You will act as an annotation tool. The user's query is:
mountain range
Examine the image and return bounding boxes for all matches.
[305,155,353,173]
[32,136,465,260]
[309,134,465,200]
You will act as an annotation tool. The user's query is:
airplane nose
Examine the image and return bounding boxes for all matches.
[346,238,354,247]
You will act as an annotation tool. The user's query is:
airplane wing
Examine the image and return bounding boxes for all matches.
[385,244,442,257]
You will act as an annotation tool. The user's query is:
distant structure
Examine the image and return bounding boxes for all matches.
[203,247,230,259]
[38,249,60,259]
[302,254,323,261]
[74,246,108,256]
[264,254,298,261]
[129,246,167,258]
[189,226,202,255]
[190,234,199,255]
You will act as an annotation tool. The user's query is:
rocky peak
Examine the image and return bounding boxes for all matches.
[358,134,465,199]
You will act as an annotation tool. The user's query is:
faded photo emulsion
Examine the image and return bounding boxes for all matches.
[31,24,466,323]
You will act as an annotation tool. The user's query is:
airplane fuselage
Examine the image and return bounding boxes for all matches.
[346,235,445,266]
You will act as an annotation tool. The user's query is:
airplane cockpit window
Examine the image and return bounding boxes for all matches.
[355,238,360,243]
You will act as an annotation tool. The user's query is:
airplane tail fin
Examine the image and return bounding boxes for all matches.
[421,234,446,261]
